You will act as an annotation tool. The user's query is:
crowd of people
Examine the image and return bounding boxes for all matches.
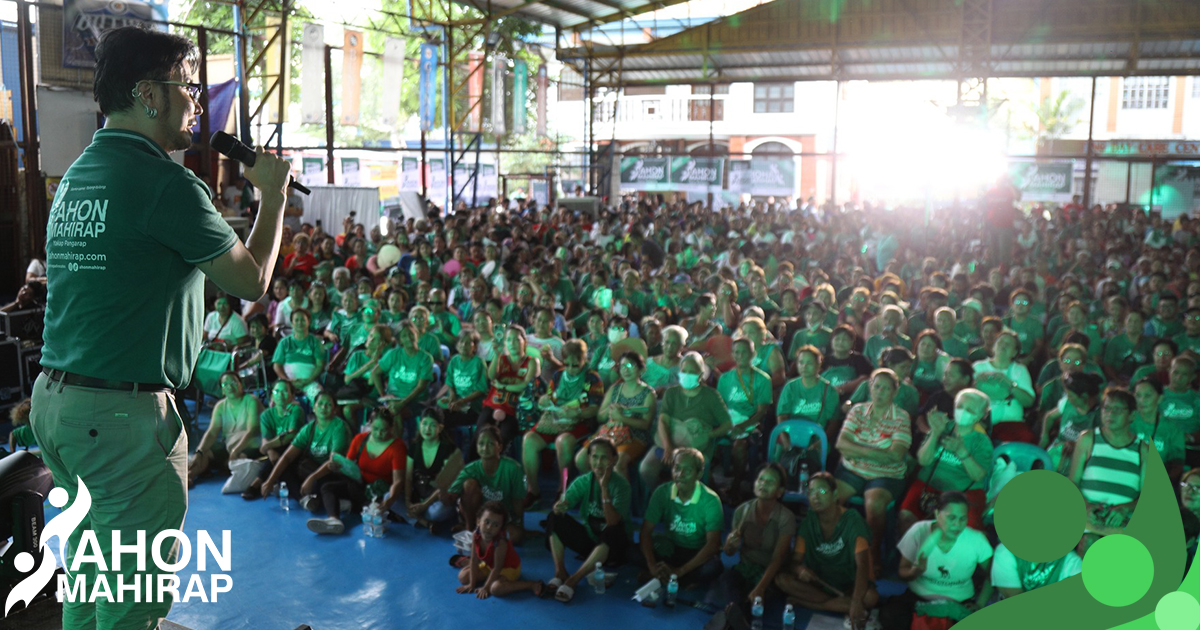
[13,190,1200,629]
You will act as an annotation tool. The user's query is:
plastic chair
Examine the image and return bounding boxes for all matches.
[992,442,1054,473]
[768,420,829,504]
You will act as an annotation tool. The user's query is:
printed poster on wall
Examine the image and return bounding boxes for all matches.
[619,157,670,191]
[400,157,423,191]
[512,59,528,135]
[670,157,724,193]
[341,158,361,186]
[301,157,325,187]
[1008,161,1073,202]
[63,0,169,68]
[418,43,439,132]
[727,159,795,197]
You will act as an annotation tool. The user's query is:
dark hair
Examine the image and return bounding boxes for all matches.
[795,344,823,365]
[882,346,914,367]
[479,500,509,529]
[94,26,198,116]
[476,425,503,448]
[831,323,857,342]
[587,437,618,457]
[617,352,645,371]
[947,358,974,383]
[756,462,789,488]
[937,491,970,512]
[1154,338,1179,355]
[1132,376,1164,396]
[808,471,837,492]
[1102,387,1137,411]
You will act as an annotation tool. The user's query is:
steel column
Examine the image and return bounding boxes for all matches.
[324,45,335,185]
[1083,76,1097,209]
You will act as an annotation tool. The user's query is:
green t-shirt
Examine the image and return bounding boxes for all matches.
[644,358,680,390]
[1002,315,1044,357]
[645,482,725,550]
[1101,334,1155,380]
[41,129,239,388]
[717,366,774,429]
[292,419,351,460]
[418,332,443,363]
[1147,316,1184,340]
[259,404,305,442]
[912,355,950,393]
[271,334,328,369]
[941,336,969,360]
[448,457,526,516]
[661,386,732,434]
[798,507,871,592]
[789,326,833,357]
[776,377,841,427]
[1050,325,1104,359]
[378,347,434,399]
[1172,332,1200,357]
[343,350,381,396]
[10,425,36,448]
[1131,417,1187,464]
[1159,389,1200,435]
[429,310,462,344]
[563,471,633,539]
[918,431,993,491]
[446,354,489,412]
[865,333,911,367]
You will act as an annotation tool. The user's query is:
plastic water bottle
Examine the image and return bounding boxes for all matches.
[799,462,810,492]
[279,483,290,512]
[751,596,764,630]
[361,505,372,536]
[783,603,796,630]
[592,562,605,594]
[665,574,678,608]
[370,501,385,538]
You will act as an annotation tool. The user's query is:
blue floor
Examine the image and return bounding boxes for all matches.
[31,401,904,630]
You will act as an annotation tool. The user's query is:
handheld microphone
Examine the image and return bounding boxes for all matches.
[210,131,311,195]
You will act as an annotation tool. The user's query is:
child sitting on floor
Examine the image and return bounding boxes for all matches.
[456,500,545,599]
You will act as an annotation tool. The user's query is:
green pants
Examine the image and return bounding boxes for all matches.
[30,373,188,630]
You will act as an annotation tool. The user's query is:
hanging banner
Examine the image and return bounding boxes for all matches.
[341,30,364,126]
[532,180,549,207]
[301,23,325,124]
[429,158,448,205]
[62,0,169,68]
[491,54,507,136]
[535,64,548,138]
[418,43,439,132]
[1008,161,1073,202]
[301,157,325,187]
[400,157,423,191]
[265,17,289,123]
[728,159,795,197]
[512,59,528,135]
[381,38,406,127]
[670,157,724,193]
[619,157,671,191]
[341,158,361,186]
[466,52,485,132]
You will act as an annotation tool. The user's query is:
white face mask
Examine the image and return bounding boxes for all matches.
[679,373,701,390]
[954,408,980,427]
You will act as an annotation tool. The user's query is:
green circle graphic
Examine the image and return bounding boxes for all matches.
[994,469,1086,561]
[1155,592,1200,630]
[1082,534,1154,607]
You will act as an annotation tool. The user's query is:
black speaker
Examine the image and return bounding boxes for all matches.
[0,339,21,410]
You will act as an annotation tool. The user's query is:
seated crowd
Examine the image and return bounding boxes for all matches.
[15,196,1200,629]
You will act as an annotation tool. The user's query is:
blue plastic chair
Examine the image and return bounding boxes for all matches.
[767,420,829,504]
[992,442,1054,473]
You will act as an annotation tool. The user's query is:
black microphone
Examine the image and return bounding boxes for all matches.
[210,131,311,195]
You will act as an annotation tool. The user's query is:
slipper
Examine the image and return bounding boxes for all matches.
[547,577,564,590]
[540,579,562,599]
[554,584,575,603]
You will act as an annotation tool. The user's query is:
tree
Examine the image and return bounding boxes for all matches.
[1024,89,1085,148]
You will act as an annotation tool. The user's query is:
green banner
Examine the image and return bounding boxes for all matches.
[728,159,795,196]
[670,157,724,192]
[513,59,528,135]
[619,157,670,190]
[1008,161,1073,202]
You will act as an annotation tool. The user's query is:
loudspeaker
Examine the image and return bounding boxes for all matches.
[0,339,21,410]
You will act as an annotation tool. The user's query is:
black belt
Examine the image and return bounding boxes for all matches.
[43,368,174,394]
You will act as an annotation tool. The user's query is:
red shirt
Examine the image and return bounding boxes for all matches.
[347,433,407,485]
[473,530,520,570]
[284,252,318,276]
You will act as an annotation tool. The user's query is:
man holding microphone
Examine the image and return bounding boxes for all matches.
[30,25,292,630]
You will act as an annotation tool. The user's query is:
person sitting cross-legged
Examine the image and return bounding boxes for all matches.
[544,438,632,603]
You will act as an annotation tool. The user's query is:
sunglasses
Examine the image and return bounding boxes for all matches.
[1014,300,1030,306]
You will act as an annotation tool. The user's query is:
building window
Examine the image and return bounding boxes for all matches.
[1121,76,1170,110]
[642,100,661,121]
[754,84,794,113]
[688,100,724,121]
[691,84,730,95]
[624,85,667,96]
[559,69,583,101]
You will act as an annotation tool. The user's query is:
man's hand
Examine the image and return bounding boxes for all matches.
[243,147,294,197]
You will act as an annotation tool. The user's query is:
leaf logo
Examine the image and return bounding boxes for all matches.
[4,477,92,617]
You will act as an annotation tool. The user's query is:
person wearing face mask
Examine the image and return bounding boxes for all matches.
[899,389,993,537]
[302,408,406,535]
[522,340,603,507]
[188,372,262,487]
[593,315,641,386]
[883,492,994,630]
[638,352,733,496]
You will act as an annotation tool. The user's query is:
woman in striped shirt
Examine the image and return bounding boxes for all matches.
[1067,387,1151,533]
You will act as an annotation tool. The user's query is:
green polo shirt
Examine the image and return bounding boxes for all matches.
[41,129,238,388]
[645,481,724,550]
[777,376,841,427]
[292,419,351,460]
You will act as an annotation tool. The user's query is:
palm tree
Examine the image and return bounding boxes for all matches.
[1023,90,1086,149]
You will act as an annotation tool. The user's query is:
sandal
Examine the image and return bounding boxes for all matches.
[554,584,575,603]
